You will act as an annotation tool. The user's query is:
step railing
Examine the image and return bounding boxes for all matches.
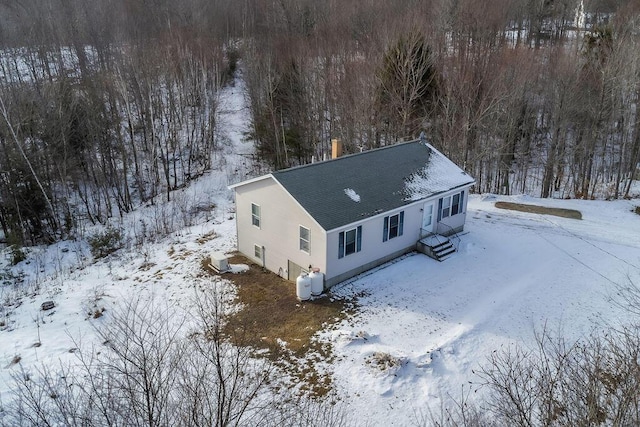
[435,222,460,250]
[420,228,448,247]
[419,228,433,240]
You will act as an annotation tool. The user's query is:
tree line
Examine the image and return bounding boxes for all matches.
[0,0,639,245]
[242,0,640,201]
[0,0,236,245]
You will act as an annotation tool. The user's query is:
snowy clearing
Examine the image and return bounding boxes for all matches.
[1,71,640,424]
[321,194,640,425]
[2,190,640,425]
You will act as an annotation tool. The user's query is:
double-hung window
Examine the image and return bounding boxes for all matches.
[438,191,465,221]
[338,226,362,258]
[299,226,310,253]
[452,193,461,216]
[383,211,404,242]
[251,203,261,228]
[441,196,451,219]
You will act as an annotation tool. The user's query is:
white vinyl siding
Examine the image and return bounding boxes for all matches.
[234,177,327,282]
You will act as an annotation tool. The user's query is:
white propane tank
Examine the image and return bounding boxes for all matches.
[309,268,324,296]
[296,273,312,301]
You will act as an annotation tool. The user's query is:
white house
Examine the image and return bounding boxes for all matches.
[229,138,475,290]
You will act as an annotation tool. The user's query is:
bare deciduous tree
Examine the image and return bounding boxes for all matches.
[5,287,345,426]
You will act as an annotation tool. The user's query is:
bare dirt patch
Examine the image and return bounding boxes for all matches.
[202,254,353,396]
[495,201,582,220]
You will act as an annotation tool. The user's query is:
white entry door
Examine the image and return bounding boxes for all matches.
[422,203,435,234]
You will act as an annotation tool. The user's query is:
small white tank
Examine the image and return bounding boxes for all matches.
[296,273,312,301]
[210,251,229,273]
[309,268,324,296]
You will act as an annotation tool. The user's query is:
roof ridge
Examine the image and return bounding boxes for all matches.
[273,138,423,175]
[234,139,474,231]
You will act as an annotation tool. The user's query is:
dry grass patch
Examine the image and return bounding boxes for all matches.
[8,355,21,367]
[201,254,352,396]
[139,261,155,271]
[495,201,582,220]
[169,248,194,260]
[196,231,217,245]
[366,352,404,372]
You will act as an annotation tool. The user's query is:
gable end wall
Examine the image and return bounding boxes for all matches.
[234,178,327,280]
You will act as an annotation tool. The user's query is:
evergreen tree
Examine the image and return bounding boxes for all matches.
[376,30,439,143]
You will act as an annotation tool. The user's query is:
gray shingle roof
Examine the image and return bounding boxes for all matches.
[271,140,475,231]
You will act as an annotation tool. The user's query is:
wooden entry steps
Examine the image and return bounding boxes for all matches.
[417,234,456,261]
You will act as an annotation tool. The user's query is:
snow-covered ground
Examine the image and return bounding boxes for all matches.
[0,72,253,407]
[1,73,640,426]
[322,194,640,425]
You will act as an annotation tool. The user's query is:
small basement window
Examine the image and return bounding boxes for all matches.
[254,244,262,260]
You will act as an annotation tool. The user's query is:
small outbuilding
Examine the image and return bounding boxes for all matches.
[229,137,475,290]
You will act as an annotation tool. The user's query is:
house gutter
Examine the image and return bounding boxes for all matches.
[325,181,476,234]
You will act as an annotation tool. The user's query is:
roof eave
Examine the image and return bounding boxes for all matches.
[227,174,273,190]
[325,180,476,233]
[270,175,327,232]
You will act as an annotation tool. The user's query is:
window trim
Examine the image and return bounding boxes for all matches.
[452,193,460,216]
[383,211,404,242]
[441,196,451,219]
[438,190,465,221]
[251,203,261,228]
[299,225,310,253]
[338,225,362,258]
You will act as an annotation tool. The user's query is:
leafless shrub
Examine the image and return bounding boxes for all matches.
[419,385,493,427]
[6,288,344,426]
[273,394,348,427]
[471,324,640,427]
[175,286,275,427]
[613,275,640,317]
[425,274,640,426]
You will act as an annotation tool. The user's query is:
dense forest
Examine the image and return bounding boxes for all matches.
[0,0,638,246]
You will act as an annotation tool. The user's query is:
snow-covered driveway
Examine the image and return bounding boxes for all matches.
[324,194,640,426]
